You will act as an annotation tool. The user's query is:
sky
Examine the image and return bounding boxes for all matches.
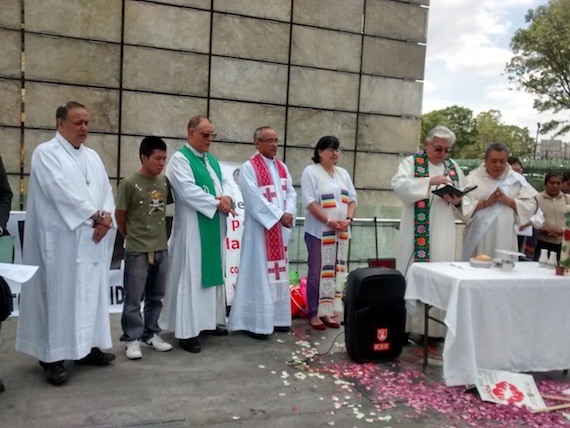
[422,0,565,142]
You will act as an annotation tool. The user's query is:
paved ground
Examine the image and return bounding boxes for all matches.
[1,314,569,428]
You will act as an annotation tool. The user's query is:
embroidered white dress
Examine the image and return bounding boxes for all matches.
[159,145,233,339]
[228,155,297,335]
[16,133,116,362]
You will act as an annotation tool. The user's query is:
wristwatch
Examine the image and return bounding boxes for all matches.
[98,211,107,221]
[347,217,353,223]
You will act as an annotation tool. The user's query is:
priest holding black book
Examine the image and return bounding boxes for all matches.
[391,125,468,338]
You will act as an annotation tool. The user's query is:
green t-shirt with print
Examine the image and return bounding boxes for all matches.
[115,171,168,253]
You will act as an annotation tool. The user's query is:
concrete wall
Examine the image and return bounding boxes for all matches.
[1,0,428,217]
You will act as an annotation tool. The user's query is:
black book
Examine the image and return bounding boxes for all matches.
[432,185,478,198]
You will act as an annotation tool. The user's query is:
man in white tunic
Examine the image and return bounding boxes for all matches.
[228,127,297,339]
[160,115,234,353]
[462,142,538,260]
[16,102,116,386]
[392,126,467,339]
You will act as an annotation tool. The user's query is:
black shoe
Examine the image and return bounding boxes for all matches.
[245,331,270,340]
[274,326,290,333]
[75,347,115,365]
[179,337,201,353]
[39,361,69,386]
[201,326,228,336]
[0,378,4,392]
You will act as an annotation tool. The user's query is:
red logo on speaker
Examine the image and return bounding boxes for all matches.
[373,343,390,351]
[377,328,388,342]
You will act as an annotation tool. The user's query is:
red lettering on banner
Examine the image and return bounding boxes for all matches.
[230,266,239,274]
[373,342,391,351]
[225,238,241,250]
[231,219,240,231]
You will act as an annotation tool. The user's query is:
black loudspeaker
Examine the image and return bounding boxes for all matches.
[344,268,406,363]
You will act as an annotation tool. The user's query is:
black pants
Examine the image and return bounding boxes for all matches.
[533,239,562,262]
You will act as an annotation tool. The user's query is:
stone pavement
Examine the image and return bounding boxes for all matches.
[1,315,569,428]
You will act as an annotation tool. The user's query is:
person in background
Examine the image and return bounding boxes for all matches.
[115,137,172,360]
[16,101,116,386]
[228,126,297,339]
[300,136,357,331]
[534,172,570,261]
[392,126,467,339]
[562,171,570,194]
[507,156,523,174]
[0,154,13,393]
[159,115,234,353]
[507,155,538,254]
[462,142,538,260]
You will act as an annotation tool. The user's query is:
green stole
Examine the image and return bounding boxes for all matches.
[412,151,458,262]
[179,146,224,287]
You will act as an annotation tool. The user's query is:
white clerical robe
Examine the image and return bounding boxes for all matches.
[159,144,234,339]
[462,164,538,260]
[228,155,297,335]
[391,155,467,337]
[16,133,116,362]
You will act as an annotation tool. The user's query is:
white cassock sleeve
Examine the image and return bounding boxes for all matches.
[391,157,431,204]
[238,161,285,231]
[166,153,220,219]
[32,147,97,231]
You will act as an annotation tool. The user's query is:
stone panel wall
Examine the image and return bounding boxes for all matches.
[1,0,429,222]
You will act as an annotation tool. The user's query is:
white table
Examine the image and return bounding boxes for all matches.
[405,261,570,386]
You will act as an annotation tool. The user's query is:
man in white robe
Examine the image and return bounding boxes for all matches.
[392,126,467,338]
[228,126,297,339]
[462,142,538,260]
[16,101,116,386]
[159,115,234,353]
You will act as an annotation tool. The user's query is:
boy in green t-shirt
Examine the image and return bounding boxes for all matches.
[116,137,172,359]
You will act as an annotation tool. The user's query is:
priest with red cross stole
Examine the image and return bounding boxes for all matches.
[391,126,468,339]
[159,115,235,354]
[228,126,297,340]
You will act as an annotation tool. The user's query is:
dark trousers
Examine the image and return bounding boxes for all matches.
[533,240,562,262]
[304,233,322,319]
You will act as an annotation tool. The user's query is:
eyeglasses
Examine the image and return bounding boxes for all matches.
[429,142,451,154]
[200,132,217,139]
[259,138,279,144]
[325,148,340,153]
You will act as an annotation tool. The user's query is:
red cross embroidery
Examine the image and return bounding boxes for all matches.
[268,261,286,280]
[262,186,276,202]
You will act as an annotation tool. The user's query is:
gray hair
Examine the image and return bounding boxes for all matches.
[426,126,456,145]
[484,142,510,159]
[253,126,273,141]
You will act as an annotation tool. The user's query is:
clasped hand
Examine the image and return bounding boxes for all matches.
[216,196,236,217]
[280,212,293,228]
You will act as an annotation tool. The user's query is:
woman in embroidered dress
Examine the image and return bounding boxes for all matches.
[301,136,357,330]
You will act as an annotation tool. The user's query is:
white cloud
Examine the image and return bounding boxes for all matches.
[422,0,564,139]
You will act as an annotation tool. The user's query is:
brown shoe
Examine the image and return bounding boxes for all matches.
[39,361,69,386]
[75,347,115,365]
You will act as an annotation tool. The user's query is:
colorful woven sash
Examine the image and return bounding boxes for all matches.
[412,151,458,262]
[313,164,350,316]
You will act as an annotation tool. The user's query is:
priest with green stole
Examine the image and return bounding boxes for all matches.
[160,115,234,354]
[391,126,468,339]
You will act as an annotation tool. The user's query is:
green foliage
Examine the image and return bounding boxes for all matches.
[505,0,570,136]
[421,106,477,156]
[421,108,534,159]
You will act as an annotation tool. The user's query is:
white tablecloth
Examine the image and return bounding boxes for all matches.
[405,261,570,386]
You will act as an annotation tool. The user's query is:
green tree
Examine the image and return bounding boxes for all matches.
[506,0,570,136]
[420,106,477,156]
[465,110,534,159]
